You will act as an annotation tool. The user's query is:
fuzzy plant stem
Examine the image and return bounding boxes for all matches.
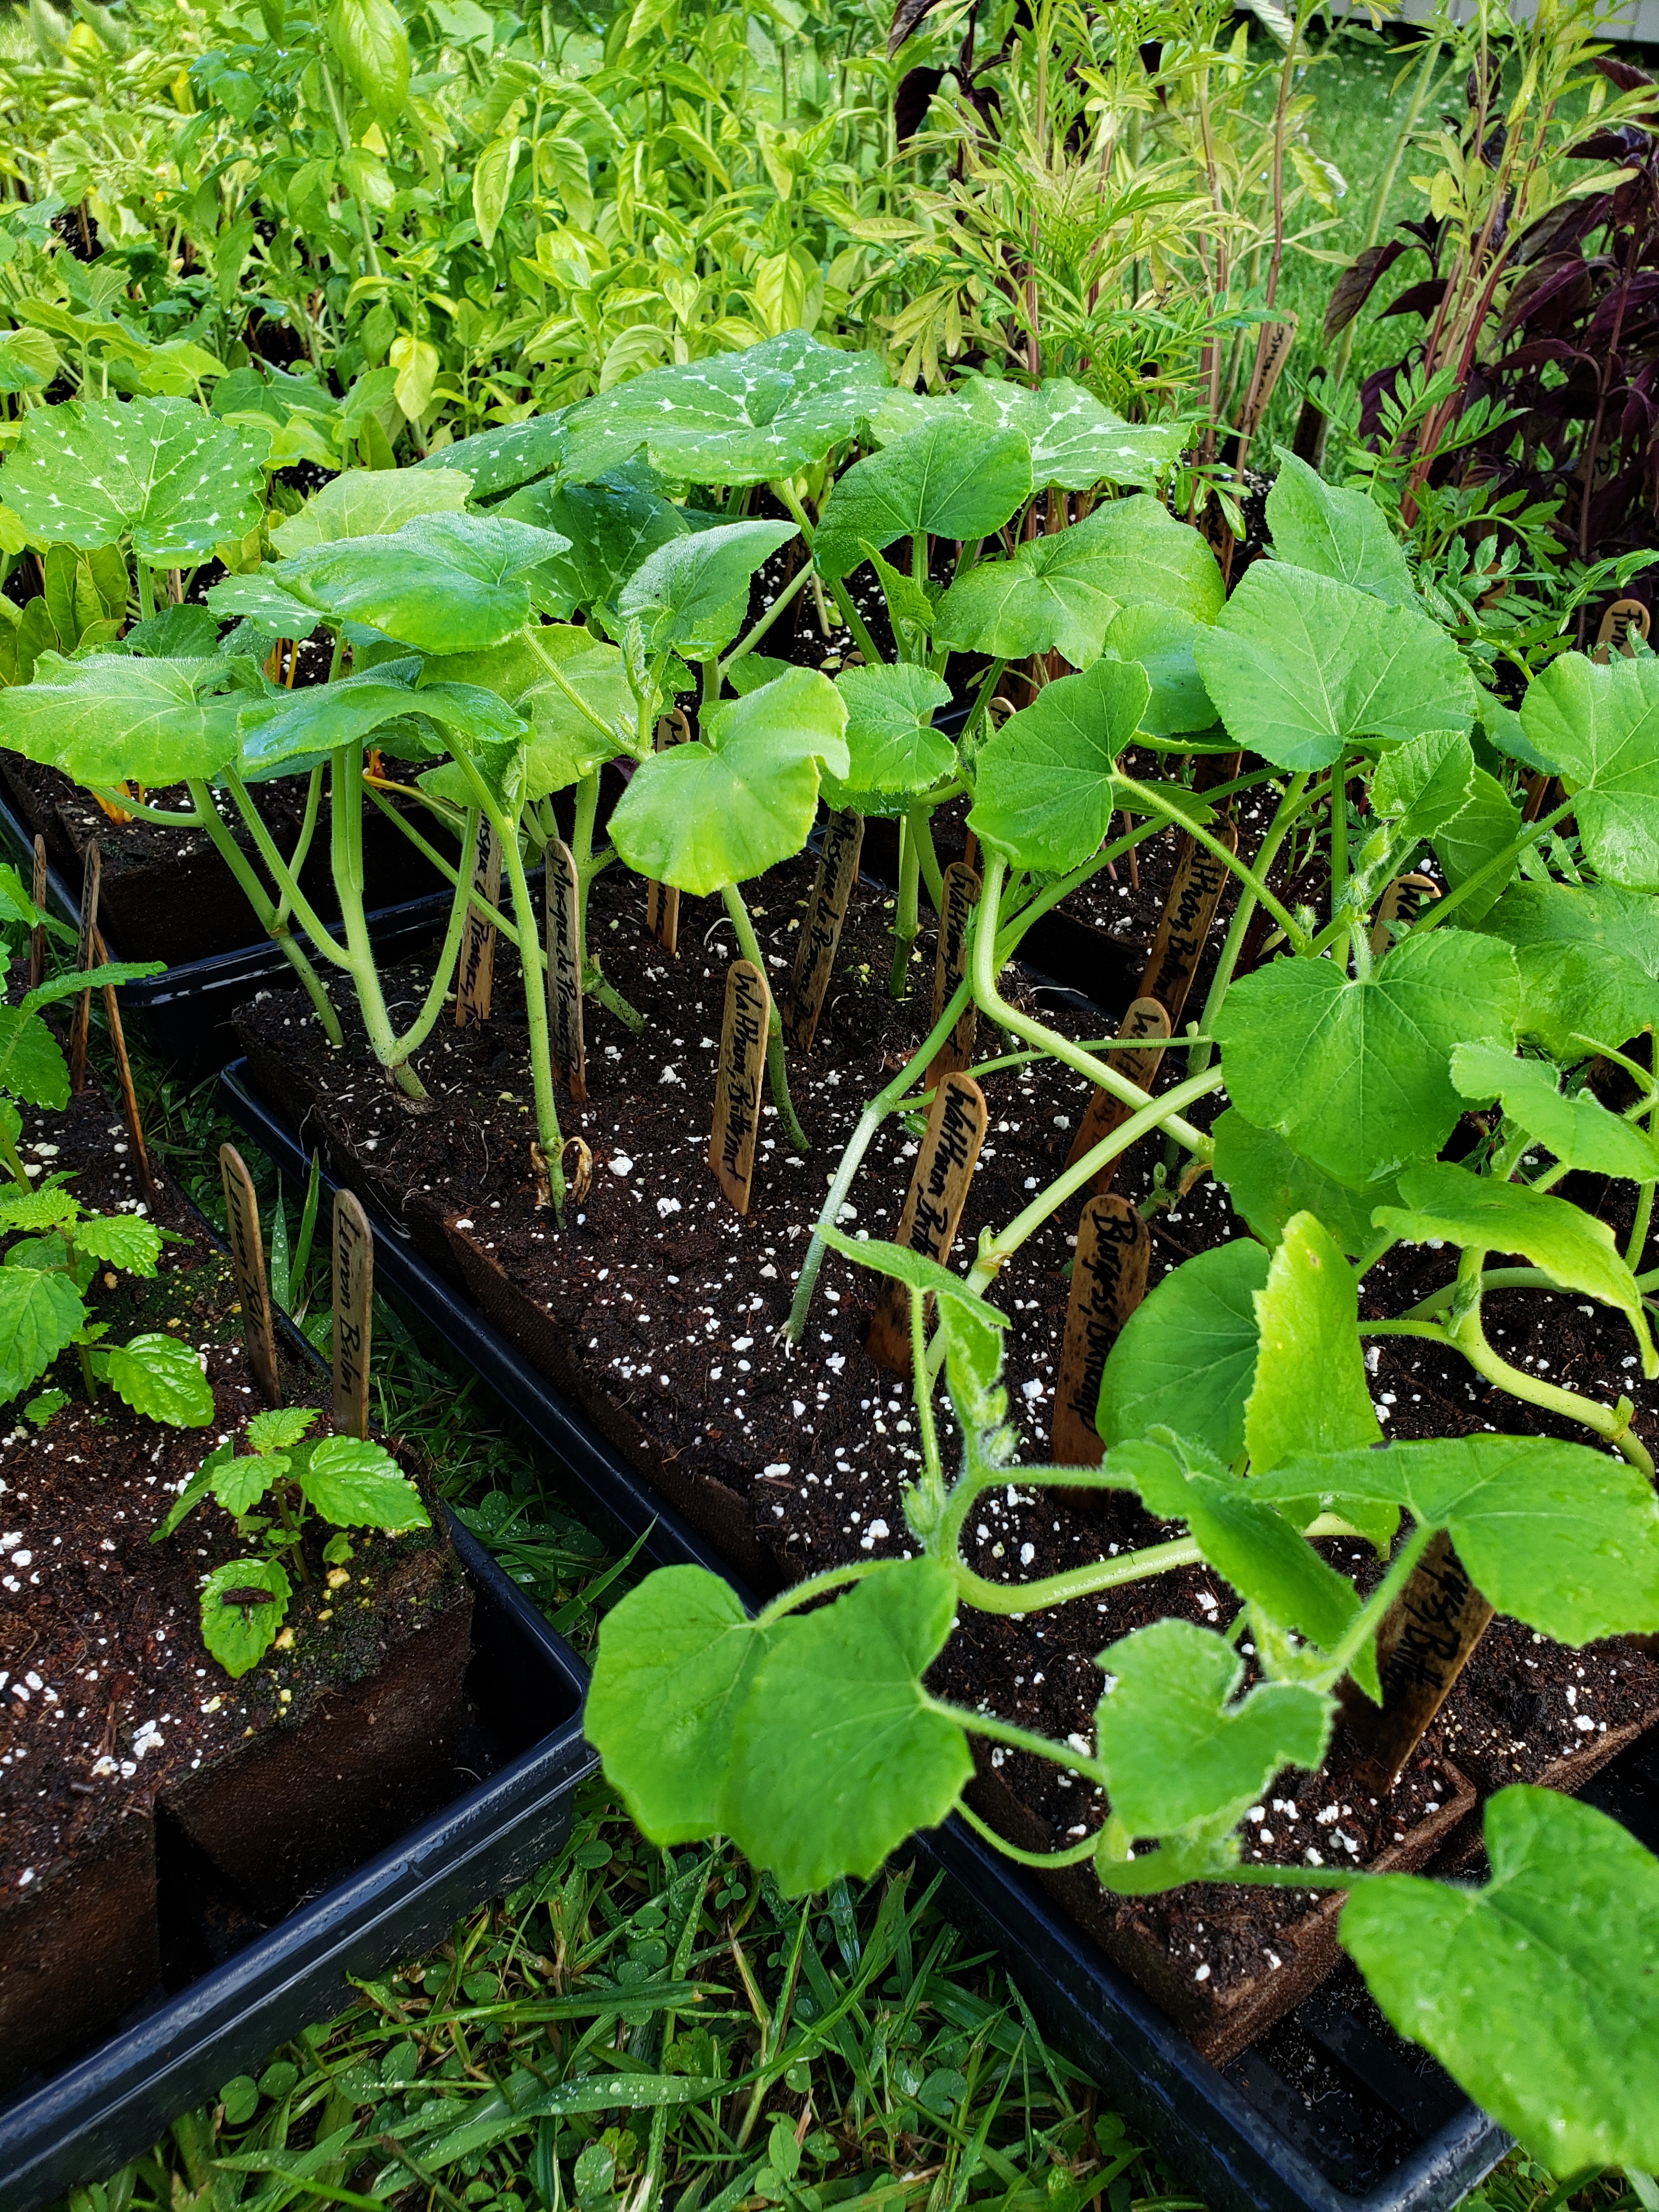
[326,747,430,1098]
[720,881,809,1152]
[890,813,921,997]
[1189,771,1312,1077]
[185,778,344,1046]
[569,768,643,1032]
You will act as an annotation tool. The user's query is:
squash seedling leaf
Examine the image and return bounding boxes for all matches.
[814,414,1031,581]
[969,658,1149,873]
[1097,1239,1269,1462]
[2,394,269,561]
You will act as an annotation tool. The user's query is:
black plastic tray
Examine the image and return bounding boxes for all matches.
[0,783,457,1073]
[0,1509,597,2212]
[218,1060,1533,2212]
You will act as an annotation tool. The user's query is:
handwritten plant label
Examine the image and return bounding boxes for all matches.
[331,1189,374,1441]
[928,861,980,1086]
[1065,997,1171,1189]
[1594,596,1651,663]
[1052,1194,1149,1468]
[646,710,691,951]
[785,809,863,1052]
[546,837,586,1101]
[1237,318,1298,439]
[93,921,155,1198]
[29,834,45,990]
[867,1073,988,1372]
[709,958,771,1214]
[68,839,100,1092]
[455,820,502,1028]
[1339,1529,1496,1788]
[1137,822,1236,1028]
[219,1143,281,1407]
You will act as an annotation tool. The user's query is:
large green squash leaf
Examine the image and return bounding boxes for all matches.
[968,658,1148,872]
[608,667,848,893]
[1517,650,1659,888]
[1341,1787,1659,2174]
[0,652,250,786]
[1215,930,1519,1187]
[934,498,1222,668]
[724,1558,972,1894]
[589,1566,771,1842]
[1477,878,1659,1060]
[616,518,795,656]
[561,332,888,486]
[953,374,1182,492]
[212,514,573,654]
[1193,562,1477,770]
[1212,1110,1400,1258]
[243,665,525,774]
[269,465,472,555]
[814,414,1031,581]
[1097,1240,1269,1461]
[1100,605,1216,736]
[823,662,954,803]
[1374,1160,1654,1369]
[1265,450,1415,606]
[1252,1434,1659,1645]
[1094,1618,1333,1838]
[2,394,269,562]
[415,412,571,501]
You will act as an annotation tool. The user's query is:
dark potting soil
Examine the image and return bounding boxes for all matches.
[0,1085,470,2079]
[234,826,1659,2056]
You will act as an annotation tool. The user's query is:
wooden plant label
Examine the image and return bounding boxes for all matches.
[785,808,863,1052]
[1051,1195,1149,1468]
[1339,1530,1496,1789]
[1236,318,1299,440]
[545,837,586,1102]
[92,923,155,1198]
[68,839,100,1093]
[455,820,502,1028]
[219,1144,281,1407]
[1137,822,1236,1028]
[645,711,691,952]
[330,1189,374,1441]
[29,834,46,991]
[1594,596,1651,664]
[928,861,980,1087]
[867,1073,988,1373]
[708,958,771,1214]
[1064,997,1172,1190]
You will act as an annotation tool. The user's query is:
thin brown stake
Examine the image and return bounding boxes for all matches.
[29,835,46,991]
[91,925,155,1197]
[67,842,100,1093]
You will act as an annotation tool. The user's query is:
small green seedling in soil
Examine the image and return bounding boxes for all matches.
[153,1407,428,1677]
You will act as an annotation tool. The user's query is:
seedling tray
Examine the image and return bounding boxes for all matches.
[218,1058,1547,2212]
[0,782,458,1073]
[0,1508,596,2212]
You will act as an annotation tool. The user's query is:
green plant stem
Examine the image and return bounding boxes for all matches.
[890,813,921,997]
[955,1802,1102,1868]
[973,858,1214,1155]
[1113,770,1311,952]
[184,778,344,1045]
[718,560,815,684]
[924,1693,1110,1788]
[90,789,204,828]
[1189,771,1312,1075]
[769,479,883,665]
[784,976,974,1344]
[518,623,637,754]
[952,1532,1205,1618]
[754,1558,890,1627]
[274,764,325,931]
[1314,1521,1434,1691]
[720,881,809,1152]
[1362,800,1573,947]
[909,800,944,909]
[136,561,155,622]
[393,809,482,1065]
[1628,1181,1655,1271]
[329,747,427,1098]
[910,1284,944,1510]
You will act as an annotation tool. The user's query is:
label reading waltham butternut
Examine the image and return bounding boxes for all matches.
[785,809,864,1052]
[1594,596,1652,664]
[546,837,586,1102]
[1339,1529,1496,1790]
[219,1143,281,1407]
[1064,997,1171,1190]
[1051,1194,1149,1468]
[455,820,503,1028]
[68,839,100,1093]
[866,1073,988,1372]
[330,1189,374,1441]
[1137,822,1236,1028]
[928,861,980,1086]
[709,958,771,1213]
